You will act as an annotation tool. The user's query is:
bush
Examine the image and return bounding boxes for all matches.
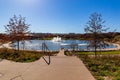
[100,71,110,76]
[64,51,75,56]
[113,76,120,80]
[97,76,104,80]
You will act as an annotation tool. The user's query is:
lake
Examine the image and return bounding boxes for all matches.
[13,40,117,51]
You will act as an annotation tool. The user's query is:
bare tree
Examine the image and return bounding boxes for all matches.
[85,12,109,56]
[113,35,120,44]
[5,15,30,51]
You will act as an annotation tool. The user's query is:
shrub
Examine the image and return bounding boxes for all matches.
[97,76,104,80]
[113,76,120,80]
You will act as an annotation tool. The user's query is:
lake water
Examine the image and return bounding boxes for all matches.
[13,40,117,51]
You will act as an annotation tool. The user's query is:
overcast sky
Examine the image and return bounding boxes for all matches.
[0,0,120,33]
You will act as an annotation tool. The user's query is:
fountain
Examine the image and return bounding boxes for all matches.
[52,36,62,42]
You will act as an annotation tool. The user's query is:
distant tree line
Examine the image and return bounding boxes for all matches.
[26,32,120,41]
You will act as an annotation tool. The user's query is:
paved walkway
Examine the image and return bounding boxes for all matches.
[0,50,95,80]
[57,49,65,56]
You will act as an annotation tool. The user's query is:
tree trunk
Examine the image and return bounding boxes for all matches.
[17,41,20,51]
[95,46,97,57]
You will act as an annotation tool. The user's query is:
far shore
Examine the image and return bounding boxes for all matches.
[100,43,120,51]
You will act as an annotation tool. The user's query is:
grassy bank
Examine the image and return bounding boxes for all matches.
[77,50,120,80]
[65,50,120,56]
[0,48,58,62]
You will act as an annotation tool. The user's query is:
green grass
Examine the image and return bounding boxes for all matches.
[77,50,120,55]
[0,48,58,62]
[64,50,120,57]
[77,51,120,80]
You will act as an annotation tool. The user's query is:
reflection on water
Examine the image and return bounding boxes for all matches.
[13,40,116,51]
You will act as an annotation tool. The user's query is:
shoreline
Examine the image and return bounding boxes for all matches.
[0,42,12,49]
[1,42,120,51]
[101,43,120,51]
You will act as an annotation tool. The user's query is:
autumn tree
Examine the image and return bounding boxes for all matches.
[5,15,30,51]
[85,12,109,56]
[113,35,120,44]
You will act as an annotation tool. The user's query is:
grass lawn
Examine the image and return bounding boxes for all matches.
[77,50,120,80]
[0,48,58,62]
[77,50,120,55]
